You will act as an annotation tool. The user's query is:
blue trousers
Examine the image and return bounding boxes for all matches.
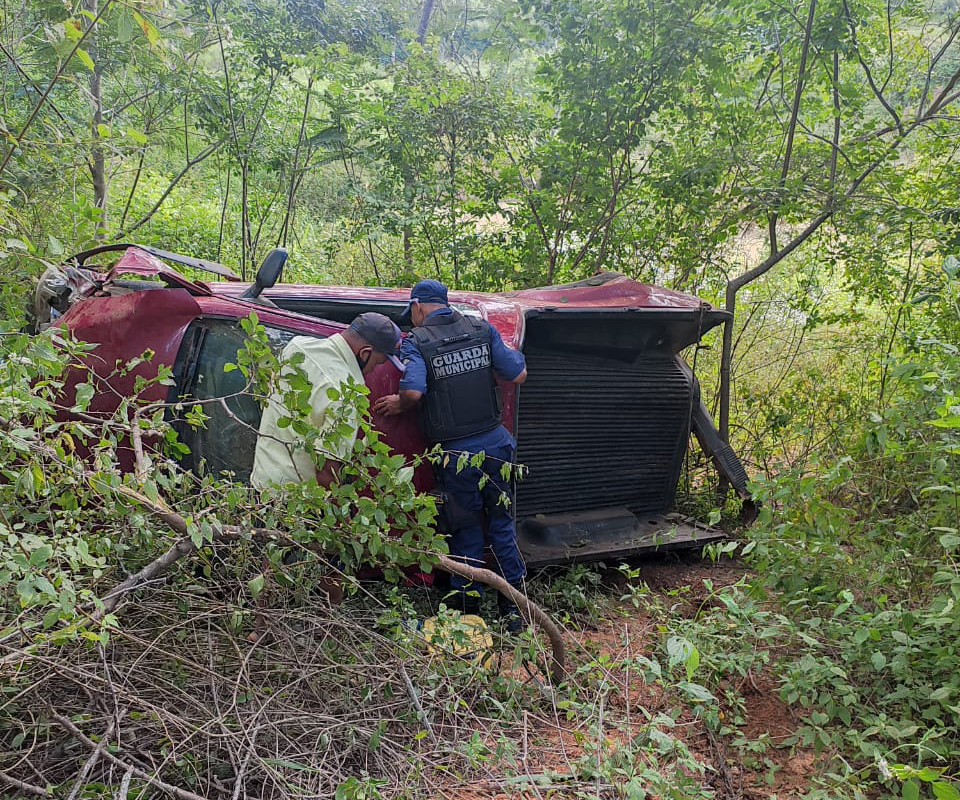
[440,441,526,592]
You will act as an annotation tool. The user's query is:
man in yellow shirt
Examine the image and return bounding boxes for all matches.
[247,313,401,639]
[251,312,403,489]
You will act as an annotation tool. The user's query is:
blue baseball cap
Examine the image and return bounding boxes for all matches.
[400,279,449,321]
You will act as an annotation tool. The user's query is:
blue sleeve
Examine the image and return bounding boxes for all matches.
[398,335,428,393]
[487,323,526,380]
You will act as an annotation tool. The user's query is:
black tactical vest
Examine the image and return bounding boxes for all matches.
[411,310,502,442]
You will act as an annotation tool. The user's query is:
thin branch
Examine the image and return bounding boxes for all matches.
[0,769,51,798]
[769,0,818,257]
[436,554,566,684]
[842,0,902,134]
[0,0,115,176]
[65,710,125,800]
[830,49,841,194]
[0,41,87,149]
[51,711,211,800]
[116,133,230,237]
[399,662,438,746]
[919,18,960,117]
[281,73,315,248]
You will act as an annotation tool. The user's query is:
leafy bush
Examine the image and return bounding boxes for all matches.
[721,333,960,797]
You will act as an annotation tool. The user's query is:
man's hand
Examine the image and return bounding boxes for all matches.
[373,393,404,416]
[373,389,422,416]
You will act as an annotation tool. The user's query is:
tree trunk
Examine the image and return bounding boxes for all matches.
[718,286,736,445]
[403,171,414,269]
[241,159,250,280]
[416,0,435,44]
[85,0,107,237]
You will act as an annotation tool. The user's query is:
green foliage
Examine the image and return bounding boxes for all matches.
[703,333,960,795]
[5,0,960,793]
[0,311,445,652]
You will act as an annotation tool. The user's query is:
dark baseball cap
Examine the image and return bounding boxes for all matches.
[349,312,404,371]
[400,278,449,320]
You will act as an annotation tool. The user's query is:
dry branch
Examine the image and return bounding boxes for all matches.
[0,769,52,798]
[437,555,566,684]
[98,481,567,681]
[51,711,211,800]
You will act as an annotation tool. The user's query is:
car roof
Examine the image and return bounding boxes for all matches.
[205,272,715,312]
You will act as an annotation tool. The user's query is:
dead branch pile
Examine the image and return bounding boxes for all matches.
[1,591,547,799]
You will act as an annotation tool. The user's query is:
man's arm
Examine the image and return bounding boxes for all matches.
[488,324,527,384]
[373,336,426,417]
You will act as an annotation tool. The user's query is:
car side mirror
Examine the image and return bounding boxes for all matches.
[240,248,287,300]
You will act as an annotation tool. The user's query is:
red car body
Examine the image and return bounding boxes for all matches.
[40,245,749,566]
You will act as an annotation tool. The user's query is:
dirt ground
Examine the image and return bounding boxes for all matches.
[445,556,814,799]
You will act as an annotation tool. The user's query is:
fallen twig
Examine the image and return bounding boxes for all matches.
[65,710,125,800]
[0,768,52,798]
[116,767,134,800]
[399,661,438,747]
[51,711,211,800]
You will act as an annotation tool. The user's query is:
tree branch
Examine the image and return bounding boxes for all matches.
[0,0,115,177]
[51,711,211,800]
[0,769,51,798]
[768,0,818,257]
[843,0,902,134]
[437,554,566,684]
[115,133,230,237]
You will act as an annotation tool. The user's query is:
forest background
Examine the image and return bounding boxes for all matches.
[1,0,960,797]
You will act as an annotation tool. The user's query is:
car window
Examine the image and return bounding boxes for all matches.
[265,296,481,331]
[172,319,308,483]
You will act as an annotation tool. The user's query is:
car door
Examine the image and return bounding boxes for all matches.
[171,318,311,483]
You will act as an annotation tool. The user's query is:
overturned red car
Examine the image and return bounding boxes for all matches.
[33,243,750,566]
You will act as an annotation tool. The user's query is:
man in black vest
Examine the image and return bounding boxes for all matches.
[374,279,528,630]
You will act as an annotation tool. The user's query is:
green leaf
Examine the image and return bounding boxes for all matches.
[685,643,700,681]
[933,781,960,800]
[870,651,886,670]
[903,780,920,800]
[930,686,955,702]
[939,533,960,550]
[247,574,264,598]
[74,383,94,411]
[117,9,135,41]
[63,18,83,39]
[132,10,160,46]
[96,123,111,138]
[125,127,148,145]
[75,47,94,71]
[677,681,715,703]
[928,415,960,428]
